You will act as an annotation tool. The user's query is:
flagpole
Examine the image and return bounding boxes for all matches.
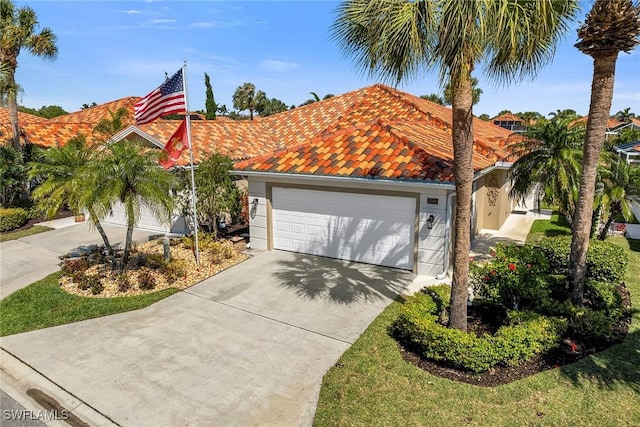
[182,61,200,264]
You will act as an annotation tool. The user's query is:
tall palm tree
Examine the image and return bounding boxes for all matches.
[232,83,267,120]
[596,155,640,240]
[332,0,577,331]
[508,119,584,222]
[0,0,57,152]
[93,140,177,271]
[28,135,114,254]
[421,93,445,105]
[569,0,640,303]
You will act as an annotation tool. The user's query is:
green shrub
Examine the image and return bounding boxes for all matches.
[585,280,624,320]
[164,259,187,283]
[565,305,618,342]
[393,292,566,373]
[470,243,552,310]
[420,284,451,320]
[0,208,29,232]
[537,236,628,285]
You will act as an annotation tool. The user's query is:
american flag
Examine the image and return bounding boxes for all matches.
[135,69,186,125]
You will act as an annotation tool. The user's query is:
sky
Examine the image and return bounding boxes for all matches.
[12,0,640,118]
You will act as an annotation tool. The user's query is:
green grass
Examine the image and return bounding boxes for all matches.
[0,225,53,242]
[0,272,178,336]
[313,236,640,426]
[526,212,572,244]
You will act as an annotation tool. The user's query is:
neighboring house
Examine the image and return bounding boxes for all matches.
[492,113,527,133]
[570,116,640,140]
[6,84,517,276]
[613,140,640,167]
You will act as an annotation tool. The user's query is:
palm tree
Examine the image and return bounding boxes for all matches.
[615,107,636,123]
[0,0,57,152]
[92,107,130,138]
[332,0,577,331]
[93,140,177,271]
[232,83,267,120]
[596,155,640,240]
[569,0,640,303]
[28,135,114,254]
[508,119,584,221]
[443,77,483,106]
[421,93,445,105]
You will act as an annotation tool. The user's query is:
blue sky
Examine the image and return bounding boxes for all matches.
[14,1,640,118]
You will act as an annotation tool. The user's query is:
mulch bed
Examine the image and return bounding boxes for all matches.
[399,291,632,387]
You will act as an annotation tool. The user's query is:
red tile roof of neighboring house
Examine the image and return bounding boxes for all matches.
[569,116,624,130]
[49,97,139,124]
[21,122,98,147]
[492,113,522,123]
[235,84,512,181]
[0,107,49,125]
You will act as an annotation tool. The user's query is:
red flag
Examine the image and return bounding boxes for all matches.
[160,119,188,169]
[135,69,186,125]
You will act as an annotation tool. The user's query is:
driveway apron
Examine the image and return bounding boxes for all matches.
[0,251,414,426]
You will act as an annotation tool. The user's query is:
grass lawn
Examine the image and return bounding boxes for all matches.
[0,272,178,336]
[0,225,53,243]
[314,236,640,426]
[526,212,572,244]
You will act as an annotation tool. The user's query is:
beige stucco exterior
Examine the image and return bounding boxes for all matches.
[474,168,515,232]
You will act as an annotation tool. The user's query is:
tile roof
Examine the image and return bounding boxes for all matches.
[21,122,99,147]
[569,116,625,130]
[49,97,140,124]
[492,113,522,123]
[235,84,512,182]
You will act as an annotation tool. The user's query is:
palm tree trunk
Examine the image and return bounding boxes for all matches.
[87,207,114,254]
[6,72,21,152]
[569,54,617,303]
[598,207,616,241]
[120,203,135,273]
[448,70,474,332]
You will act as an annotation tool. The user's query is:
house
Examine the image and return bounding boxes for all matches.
[613,140,640,167]
[492,113,527,133]
[4,84,516,276]
[570,116,640,140]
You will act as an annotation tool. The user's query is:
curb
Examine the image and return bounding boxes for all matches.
[0,348,118,426]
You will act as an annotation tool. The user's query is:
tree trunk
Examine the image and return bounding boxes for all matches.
[6,71,21,152]
[598,206,616,241]
[121,203,135,273]
[448,70,474,332]
[569,54,617,303]
[87,207,114,255]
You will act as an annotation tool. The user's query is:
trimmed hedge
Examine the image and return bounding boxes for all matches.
[394,291,567,373]
[0,208,29,232]
[537,236,628,285]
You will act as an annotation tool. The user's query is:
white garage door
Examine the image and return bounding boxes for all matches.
[272,187,415,270]
[103,201,172,233]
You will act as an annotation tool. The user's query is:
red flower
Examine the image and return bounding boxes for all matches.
[526,264,532,269]
[491,270,496,275]
[484,275,490,281]
[490,251,496,257]
[509,263,516,271]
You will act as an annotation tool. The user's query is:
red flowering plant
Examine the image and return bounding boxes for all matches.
[470,243,551,310]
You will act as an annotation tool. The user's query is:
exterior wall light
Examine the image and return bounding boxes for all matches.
[427,214,435,229]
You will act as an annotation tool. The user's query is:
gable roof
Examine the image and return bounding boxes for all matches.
[492,113,522,123]
[235,84,512,182]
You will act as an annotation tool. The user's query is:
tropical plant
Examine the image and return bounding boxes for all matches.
[27,135,114,254]
[192,152,236,237]
[332,0,577,331]
[596,155,640,240]
[204,72,217,120]
[0,144,24,207]
[477,113,491,121]
[569,0,640,303]
[508,119,584,221]
[92,107,130,138]
[421,93,445,105]
[0,0,57,152]
[257,97,289,117]
[232,83,267,120]
[548,108,580,121]
[444,77,482,106]
[92,140,177,271]
[615,107,636,123]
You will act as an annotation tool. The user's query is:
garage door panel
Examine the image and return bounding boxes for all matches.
[272,188,415,270]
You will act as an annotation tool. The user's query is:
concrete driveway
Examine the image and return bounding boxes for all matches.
[0,223,160,299]
[0,250,414,426]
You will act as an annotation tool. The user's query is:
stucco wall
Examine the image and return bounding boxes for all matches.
[417,191,448,276]
[475,169,512,231]
[247,180,268,250]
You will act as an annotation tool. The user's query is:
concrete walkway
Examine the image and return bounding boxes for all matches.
[1,251,414,427]
[0,221,159,299]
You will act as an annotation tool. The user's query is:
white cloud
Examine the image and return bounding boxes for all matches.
[120,10,142,15]
[145,19,177,25]
[260,60,299,72]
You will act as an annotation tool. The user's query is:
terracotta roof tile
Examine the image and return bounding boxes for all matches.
[492,113,522,122]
